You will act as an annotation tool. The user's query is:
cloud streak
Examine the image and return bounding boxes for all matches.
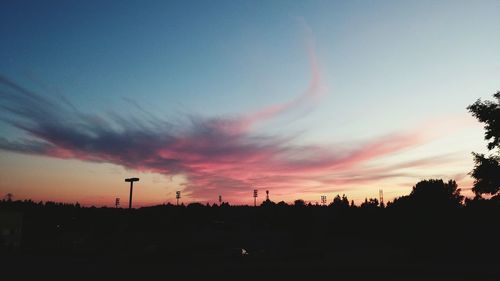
[0,35,470,204]
[0,72,457,204]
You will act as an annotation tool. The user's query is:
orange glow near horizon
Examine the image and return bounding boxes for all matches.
[0,144,477,208]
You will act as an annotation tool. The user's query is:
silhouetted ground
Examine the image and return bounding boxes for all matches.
[1,201,499,280]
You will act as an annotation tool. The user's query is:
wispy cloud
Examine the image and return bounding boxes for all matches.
[224,22,324,133]
[0,28,473,204]
[0,70,465,203]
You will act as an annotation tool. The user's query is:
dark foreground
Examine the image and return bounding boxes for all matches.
[1,201,499,280]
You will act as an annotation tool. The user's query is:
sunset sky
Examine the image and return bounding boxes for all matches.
[1,0,499,206]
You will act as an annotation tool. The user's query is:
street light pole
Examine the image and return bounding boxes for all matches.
[125,177,139,209]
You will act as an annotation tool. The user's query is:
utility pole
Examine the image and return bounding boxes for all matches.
[253,189,258,207]
[266,190,269,201]
[218,195,222,206]
[124,178,139,209]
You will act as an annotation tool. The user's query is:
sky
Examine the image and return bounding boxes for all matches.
[1,0,499,206]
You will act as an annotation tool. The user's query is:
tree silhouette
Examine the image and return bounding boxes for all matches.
[350,200,355,208]
[329,194,349,208]
[468,92,500,150]
[187,202,205,208]
[470,153,500,198]
[261,199,276,207]
[390,179,463,208]
[467,91,500,198]
[4,193,14,201]
[276,201,288,207]
[294,199,305,207]
[360,198,379,208]
[411,179,463,206]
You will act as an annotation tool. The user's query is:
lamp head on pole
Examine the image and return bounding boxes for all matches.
[125,178,139,183]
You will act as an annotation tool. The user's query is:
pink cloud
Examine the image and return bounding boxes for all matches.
[0,39,472,205]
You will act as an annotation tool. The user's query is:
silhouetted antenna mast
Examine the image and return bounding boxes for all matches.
[124,177,139,209]
[253,189,258,207]
[321,195,327,206]
[115,198,120,208]
[379,189,384,206]
[266,190,269,201]
[218,195,222,205]
[176,191,181,206]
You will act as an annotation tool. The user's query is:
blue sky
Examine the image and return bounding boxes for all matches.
[0,0,499,205]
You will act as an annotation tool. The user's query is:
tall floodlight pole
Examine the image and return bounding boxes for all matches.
[176,191,181,206]
[124,177,139,209]
[253,189,258,207]
[379,189,384,207]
